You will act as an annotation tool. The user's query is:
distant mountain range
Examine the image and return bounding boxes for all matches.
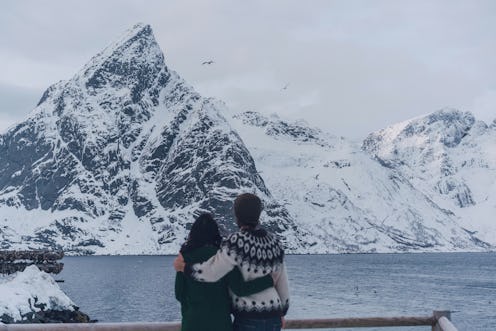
[0,24,494,254]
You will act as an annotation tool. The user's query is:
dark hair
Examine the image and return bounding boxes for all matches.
[234,193,263,228]
[180,213,222,254]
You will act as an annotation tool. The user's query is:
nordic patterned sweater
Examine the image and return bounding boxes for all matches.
[184,227,290,319]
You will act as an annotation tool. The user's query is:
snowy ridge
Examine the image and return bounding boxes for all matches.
[0,24,493,254]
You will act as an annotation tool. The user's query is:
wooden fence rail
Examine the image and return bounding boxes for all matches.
[0,311,458,331]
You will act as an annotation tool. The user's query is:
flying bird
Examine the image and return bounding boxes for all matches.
[202,60,215,65]
[281,83,290,91]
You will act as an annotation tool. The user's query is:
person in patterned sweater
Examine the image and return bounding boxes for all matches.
[174,193,290,331]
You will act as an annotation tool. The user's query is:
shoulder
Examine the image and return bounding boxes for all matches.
[222,228,285,266]
[247,228,284,249]
[225,231,242,243]
[222,231,245,251]
[222,229,275,247]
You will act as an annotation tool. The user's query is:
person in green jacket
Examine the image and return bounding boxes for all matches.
[175,213,274,331]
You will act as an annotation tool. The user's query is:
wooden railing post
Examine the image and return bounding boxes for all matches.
[432,310,458,331]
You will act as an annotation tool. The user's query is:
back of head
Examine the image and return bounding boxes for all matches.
[234,193,263,228]
[181,213,222,253]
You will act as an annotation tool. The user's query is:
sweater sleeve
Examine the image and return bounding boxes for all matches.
[226,267,274,297]
[273,261,290,315]
[184,245,237,282]
[174,271,186,303]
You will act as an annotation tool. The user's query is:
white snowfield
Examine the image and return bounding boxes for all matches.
[0,23,494,254]
[0,266,74,323]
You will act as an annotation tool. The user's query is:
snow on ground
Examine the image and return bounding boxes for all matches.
[0,266,74,323]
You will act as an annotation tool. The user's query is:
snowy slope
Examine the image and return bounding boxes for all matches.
[229,111,490,252]
[363,109,496,245]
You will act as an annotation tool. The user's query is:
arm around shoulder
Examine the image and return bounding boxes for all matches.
[185,244,238,282]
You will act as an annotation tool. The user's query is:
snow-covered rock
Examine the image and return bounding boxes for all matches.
[0,265,89,323]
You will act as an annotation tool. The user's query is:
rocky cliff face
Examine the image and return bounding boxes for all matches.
[0,24,492,254]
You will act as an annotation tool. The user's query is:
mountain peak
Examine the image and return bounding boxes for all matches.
[423,108,474,126]
[77,23,166,90]
[363,108,477,152]
[106,23,154,52]
[35,23,171,110]
[97,22,154,55]
[125,22,151,38]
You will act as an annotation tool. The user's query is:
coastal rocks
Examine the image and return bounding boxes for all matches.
[0,306,90,324]
[0,250,64,275]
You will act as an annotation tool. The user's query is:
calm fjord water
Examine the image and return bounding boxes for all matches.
[59,253,495,331]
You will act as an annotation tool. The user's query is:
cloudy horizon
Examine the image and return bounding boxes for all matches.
[1,0,495,138]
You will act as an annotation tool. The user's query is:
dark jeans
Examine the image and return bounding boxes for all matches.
[233,316,282,331]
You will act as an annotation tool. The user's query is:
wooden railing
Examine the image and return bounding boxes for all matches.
[0,311,458,331]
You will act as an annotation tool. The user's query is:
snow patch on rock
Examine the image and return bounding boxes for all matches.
[0,266,74,323]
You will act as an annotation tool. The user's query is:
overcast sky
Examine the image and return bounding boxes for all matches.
[1,0,495,138]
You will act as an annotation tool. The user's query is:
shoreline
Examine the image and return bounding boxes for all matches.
[59,250,496,257]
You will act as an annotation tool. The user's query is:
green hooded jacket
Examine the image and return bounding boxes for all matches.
[175,246,274,331]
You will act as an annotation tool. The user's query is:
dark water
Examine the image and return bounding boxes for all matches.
[58,253,496,331]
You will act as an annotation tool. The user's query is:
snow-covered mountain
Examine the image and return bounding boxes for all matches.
[0,24,493,254]
[0,23,302,254]
[229,111,491,252]
[363,109,496,246]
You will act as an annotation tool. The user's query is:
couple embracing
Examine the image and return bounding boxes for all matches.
[173,193,290,331]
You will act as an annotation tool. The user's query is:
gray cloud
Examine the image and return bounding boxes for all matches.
[1,0,495,137]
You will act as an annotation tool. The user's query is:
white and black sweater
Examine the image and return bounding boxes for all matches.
[184,227,290,319]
